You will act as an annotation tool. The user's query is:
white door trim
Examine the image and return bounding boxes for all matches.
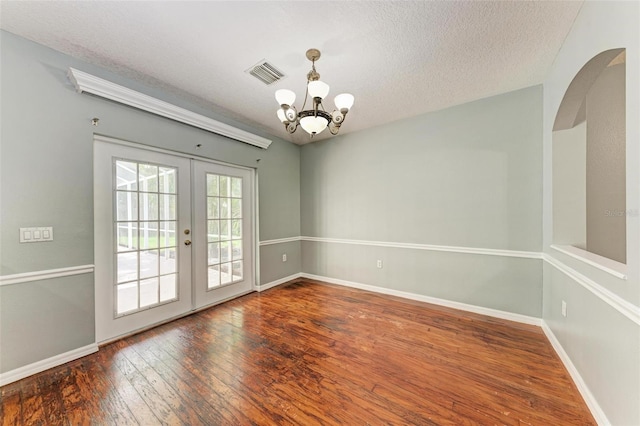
[94,135,258,343]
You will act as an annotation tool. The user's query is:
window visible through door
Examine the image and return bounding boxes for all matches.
[206,173,244,288]
[114,160,179,316]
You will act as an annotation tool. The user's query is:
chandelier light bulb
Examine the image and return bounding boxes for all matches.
[275,89,296,107]
[276,108,287,123]
[334,93,354,112]
[308,81,330,99]
[300,116,328,135]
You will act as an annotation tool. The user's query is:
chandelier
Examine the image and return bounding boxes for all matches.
[275,49,354,137]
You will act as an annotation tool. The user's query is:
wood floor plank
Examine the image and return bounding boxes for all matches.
[92,344,160,425]
[0,391,22,426]
[128,334,243,425]
[0,279,596,425]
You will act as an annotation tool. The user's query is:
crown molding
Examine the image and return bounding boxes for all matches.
[68,67,272,149]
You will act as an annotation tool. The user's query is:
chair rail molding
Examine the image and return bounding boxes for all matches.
[550,244,627,280]
[301,236,542,259]
[0,264,95,286]
[68,68,272,149]
[543,254,640,326]
[259,236,303,246]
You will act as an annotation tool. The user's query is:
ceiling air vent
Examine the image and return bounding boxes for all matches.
[246,60,285,85]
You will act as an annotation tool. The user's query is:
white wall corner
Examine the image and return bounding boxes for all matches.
[541,322,610,425]
[0,343,99,387]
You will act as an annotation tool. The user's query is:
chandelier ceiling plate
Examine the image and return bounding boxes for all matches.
[305,48,321,62]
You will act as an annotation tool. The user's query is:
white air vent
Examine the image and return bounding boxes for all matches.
[246,60,285,85]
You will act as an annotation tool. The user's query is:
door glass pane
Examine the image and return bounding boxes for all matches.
[160,248,176,275]
[160,274,177,302]
[208,220,219,242]
[114,159,178,316]
[232,240,242,260]
[159,167,176,194]
[208,242,220,264]
[206,173,244,289]
[140,193,159,221]
[231,220,242,239]
[232,261,243,281]
[208,265,221,288]
[116,161,138,191]
[139,164,158,192]
[220,241,231,263]
[159,221,175,248]
[231,178,242,198]
[219,176,229,197]
[140,278,159,307]
[231,199,242,218]
[140,250,159,279]
[117,192,138,221]
[160,194,176,220]
[207,197,219,219]
[207,174,219,196]
[220,263,232,285]
[117,283,138,314]
[117,252,138,283]
[220,220,231,240]
[139,222,159,249]
[220,199,230,219]
[117,223,138,252]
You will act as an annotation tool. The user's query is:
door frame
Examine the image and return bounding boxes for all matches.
[93,134,258,343]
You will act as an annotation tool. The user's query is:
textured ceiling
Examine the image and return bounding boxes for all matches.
[0,1,583,145]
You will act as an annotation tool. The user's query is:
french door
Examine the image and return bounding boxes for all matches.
[192,161,254,309]
[94,138,254,343]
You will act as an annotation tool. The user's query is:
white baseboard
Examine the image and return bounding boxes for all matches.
[300,273,542,326]
[0,343,99,387]
[257,273,303,292]
[541,322,609,425]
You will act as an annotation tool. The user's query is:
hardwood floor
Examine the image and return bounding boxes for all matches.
[1,279,595,425]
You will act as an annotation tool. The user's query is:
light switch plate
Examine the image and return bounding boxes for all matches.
[20,227,53,243]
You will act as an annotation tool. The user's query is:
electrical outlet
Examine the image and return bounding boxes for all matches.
[561,300,567,317]
[282,254,287,262]
[376,260,383,269]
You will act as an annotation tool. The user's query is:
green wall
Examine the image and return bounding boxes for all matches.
[0,31,301,372]
[301,86,543,317]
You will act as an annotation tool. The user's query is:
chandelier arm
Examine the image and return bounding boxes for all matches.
[300,81,310,112]
[286,122,298,133]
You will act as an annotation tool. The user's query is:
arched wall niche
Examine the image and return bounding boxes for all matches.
[552,48,626,265]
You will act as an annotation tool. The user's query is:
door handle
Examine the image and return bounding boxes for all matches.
[184,239,192,246]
